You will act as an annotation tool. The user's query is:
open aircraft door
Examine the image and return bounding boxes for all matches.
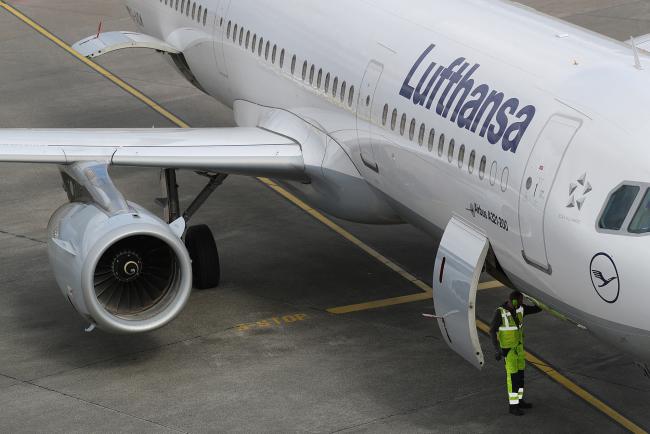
[432,217,489,370]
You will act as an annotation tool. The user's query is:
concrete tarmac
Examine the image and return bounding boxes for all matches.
[1,0,650,432]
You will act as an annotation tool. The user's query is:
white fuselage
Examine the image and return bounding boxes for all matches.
[129,0,650,360]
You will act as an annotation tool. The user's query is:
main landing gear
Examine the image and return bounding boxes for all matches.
[159,169,228,289]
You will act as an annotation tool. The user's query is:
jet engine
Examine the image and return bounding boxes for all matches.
[47,201,193,333]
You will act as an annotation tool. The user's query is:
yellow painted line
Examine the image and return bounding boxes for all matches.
[0,1,190,129]
[478,280,504,291]
[260,178,432,293]
[327,291,432,314]
[327,281,501,314]
[4,5,644,432]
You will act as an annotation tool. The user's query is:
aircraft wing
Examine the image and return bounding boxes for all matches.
[0,128,305,179]
[72,31,180,58]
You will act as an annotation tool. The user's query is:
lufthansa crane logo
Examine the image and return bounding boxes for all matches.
[589,253,620,303]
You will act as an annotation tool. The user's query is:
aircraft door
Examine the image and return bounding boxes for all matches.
[518,115,582,273]
[433,217,488,370]
[213,0,231,77]
[356,60,384,174]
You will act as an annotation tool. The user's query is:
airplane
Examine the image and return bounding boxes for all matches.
[1,0,650,371]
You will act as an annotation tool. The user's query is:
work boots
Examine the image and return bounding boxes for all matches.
[509,405,524,416]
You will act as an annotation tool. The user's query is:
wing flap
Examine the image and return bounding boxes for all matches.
[0,128,305,179]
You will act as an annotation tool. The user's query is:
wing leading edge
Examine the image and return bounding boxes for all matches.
[0,128,305,180]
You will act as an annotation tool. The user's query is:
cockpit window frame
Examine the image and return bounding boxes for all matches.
[596,181,647,236]
[628,188,650,234]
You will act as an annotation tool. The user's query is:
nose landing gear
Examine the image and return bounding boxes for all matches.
[160,169,227,290]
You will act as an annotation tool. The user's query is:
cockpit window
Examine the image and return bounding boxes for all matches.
[628,189,650,233]
[599,185,639,230]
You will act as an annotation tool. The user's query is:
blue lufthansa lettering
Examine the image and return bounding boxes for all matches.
[400,44,435,99]
[400,45,536,153]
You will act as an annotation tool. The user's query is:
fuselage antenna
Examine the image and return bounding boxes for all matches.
[630,36,643,70]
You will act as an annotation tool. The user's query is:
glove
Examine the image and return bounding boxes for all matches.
[495,351,502,361]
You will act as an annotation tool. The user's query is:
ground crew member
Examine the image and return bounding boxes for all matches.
[489,290,541,416]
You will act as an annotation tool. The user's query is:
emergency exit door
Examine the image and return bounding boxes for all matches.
[518,115,582,273]
[357,60,384,173]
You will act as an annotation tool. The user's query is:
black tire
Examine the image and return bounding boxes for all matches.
[184,224,220,289]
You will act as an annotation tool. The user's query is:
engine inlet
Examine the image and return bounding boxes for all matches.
[94,235,177,317]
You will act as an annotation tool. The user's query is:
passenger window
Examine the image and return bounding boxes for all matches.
[302,61,307,80]
[599,185,640,230]
[629,189,650,233]
[340,81,347,102]
[226,21,231,38]
[280,49,285,68]
[317,69,323,88]
[489,161,498,185]
[272,45,277,64]
[418,124,426,146]
[479,156,487,180]
[245,31,250,49]
[428,129,435,152]
[438,134,445,157]
[239,28,243,45]
[468,150,476,174]
[391,109,398,131]
[191,2,196,19]
[333,77,338,97]
[265,41,270,60]
[291,55,296,74]
[324,73,330,92]
[309,65,315,85]
[348,86,354,107]
[501,167,509,192]
[233,24,237,42]
[176,0,180,11]
[447,139,455,163]
[258,38,264,57]
[409,119,416,141]
[186,0,191,16]
[400,114,407,136]
[252,35,257,52]
[458,144,465,168]
[197,6,202,21]
[203,8,208,25]
[382,104,389,126]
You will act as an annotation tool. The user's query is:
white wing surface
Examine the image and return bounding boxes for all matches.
[0,128,305,179]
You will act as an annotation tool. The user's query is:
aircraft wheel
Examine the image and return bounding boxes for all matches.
[185,224,220,289]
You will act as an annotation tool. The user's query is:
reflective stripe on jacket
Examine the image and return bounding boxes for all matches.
[497,306,524,349]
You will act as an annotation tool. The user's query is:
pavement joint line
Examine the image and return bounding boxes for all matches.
[0,229,46,244]
[2,3,645,433]
[0,373,186,433]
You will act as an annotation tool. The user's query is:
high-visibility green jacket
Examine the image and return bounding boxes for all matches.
[497,306,524,349]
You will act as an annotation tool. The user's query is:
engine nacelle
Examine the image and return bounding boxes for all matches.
[47,201,193,333]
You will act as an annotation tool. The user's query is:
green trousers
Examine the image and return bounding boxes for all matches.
[504,344,526,405]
